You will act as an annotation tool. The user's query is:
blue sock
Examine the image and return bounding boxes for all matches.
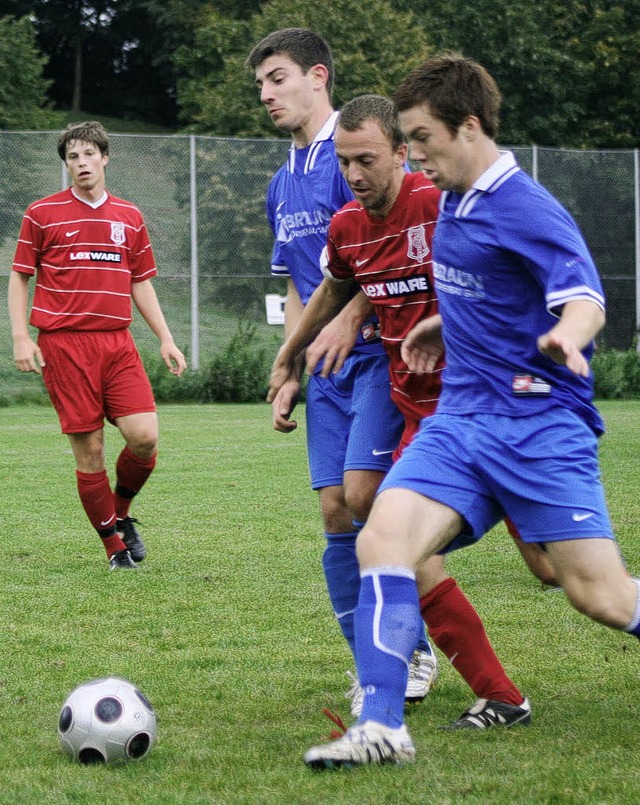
[350,522,433,658]
[624,578,640,638]
[355,568,422,728]
[322,531,360,658]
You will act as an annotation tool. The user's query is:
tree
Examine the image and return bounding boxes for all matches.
[389,0,640,147]
[177,0,432,136]
[0,15,54,129]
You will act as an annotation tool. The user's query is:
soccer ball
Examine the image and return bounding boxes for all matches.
[58,676,157,764]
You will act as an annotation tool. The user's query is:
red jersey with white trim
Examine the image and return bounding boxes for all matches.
[11,187,157,331]
[326,172,443,423]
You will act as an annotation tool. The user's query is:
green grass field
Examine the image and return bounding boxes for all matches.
[0,401,638,804]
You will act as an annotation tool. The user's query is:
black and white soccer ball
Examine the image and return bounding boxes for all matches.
[58,676,157,764]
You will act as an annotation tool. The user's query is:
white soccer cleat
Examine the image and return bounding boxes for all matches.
[346,648,438,718]
[304,720,416,769]
[405,648,439,703]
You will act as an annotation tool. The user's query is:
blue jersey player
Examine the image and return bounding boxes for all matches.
[304,54,640,770]
[246,28,437,707]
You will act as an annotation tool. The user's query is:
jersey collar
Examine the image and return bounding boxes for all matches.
[287,111,340,174]
[440,150,520,218]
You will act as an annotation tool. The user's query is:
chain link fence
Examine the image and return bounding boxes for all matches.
[0,132,638,400]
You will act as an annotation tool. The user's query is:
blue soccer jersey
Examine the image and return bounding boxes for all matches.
[432,152,605,434]
[266,112,382,353]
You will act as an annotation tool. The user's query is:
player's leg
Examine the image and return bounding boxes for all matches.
[505,516,559,587]
[417,554,529,728]
[106,332,158,562]
[304,489,459,769]
[545,538,639,635]
[344,355,437,701]
[68,429,134,569]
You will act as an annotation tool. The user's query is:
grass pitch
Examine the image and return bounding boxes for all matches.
[0,401,638,804]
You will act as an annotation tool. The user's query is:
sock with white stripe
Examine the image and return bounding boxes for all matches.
[355,567,422,728]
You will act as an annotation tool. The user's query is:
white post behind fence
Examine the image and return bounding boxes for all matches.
[635,149,640,351]
[189,134,200,370]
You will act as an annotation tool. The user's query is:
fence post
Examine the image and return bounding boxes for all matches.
[532,144,538,182]
[635,149,640,352]
[190,134,200,370]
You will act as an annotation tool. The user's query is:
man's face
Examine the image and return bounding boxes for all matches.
[254,54,319,133]
[65,139,108,194]
[335,120,407,217]
[398,104,470,193]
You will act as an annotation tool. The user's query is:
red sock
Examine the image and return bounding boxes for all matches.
[420,577,523,705]
[76,469,125,557]
[114,446,157,519]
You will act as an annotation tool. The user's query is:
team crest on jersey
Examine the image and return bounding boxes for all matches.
[110,222,126,245]
[407,225,429,262]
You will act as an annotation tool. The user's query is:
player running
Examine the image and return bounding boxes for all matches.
[269,94,531,736]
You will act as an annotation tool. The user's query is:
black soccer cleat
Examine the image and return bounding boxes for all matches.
[108,549,138,570]
[117,517,147,562]
[440,697,532,730]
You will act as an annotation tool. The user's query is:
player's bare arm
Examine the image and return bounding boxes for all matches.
[306,288,372,378]
[8,271,45,373]
[537,300,605,378]
[401,314,444,374]
[267,276,354,402]
[131,280,186,376]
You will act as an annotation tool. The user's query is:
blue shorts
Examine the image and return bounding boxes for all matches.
[378,409,614,550]
[305,351,404,489]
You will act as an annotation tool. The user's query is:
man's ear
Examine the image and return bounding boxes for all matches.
[309,63,330,92]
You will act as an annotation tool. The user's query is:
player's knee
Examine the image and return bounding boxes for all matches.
[127,430,158,459]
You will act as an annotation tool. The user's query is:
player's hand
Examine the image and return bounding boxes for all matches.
[537,332,589,377]
[270,379,300,433]
[13,336,45,374]
[306,316,358,377]
[401,315,444,374]
[161,341,187,376]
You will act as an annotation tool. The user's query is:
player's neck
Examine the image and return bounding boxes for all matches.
[291,102,335,149]
[72,181,107,204]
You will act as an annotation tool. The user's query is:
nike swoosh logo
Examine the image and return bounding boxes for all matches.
[276,201,286,212]
[572,512,595,522]
[100,517,115,526]
[355,258,369,267]
[66,230,80,237]
[372,448,394,456]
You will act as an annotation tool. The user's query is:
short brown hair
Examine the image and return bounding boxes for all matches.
[338,95,405,151]
[394,54,501,138]
[57,121,110,161]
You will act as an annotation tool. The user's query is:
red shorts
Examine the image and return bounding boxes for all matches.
[39,329,156,433]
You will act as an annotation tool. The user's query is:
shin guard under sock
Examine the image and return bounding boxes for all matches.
[356,568,422,728]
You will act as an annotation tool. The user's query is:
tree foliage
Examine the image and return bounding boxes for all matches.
[177,0,432,136]
[0,15,55,129]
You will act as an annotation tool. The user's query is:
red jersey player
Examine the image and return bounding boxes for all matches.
[8,121,186,570]
[269,94,555,730]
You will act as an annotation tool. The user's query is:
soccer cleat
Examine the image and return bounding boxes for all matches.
[440,697,532,730]
[304,720,415,769]
[108,549,138,570]
[344,671,364,719]
[405,648,439,703]
[117,516,146,562]
[346,648,438,718]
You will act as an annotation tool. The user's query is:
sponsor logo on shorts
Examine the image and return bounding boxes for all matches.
[70,250,122,262]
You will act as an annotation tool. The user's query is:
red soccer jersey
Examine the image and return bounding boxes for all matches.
[326,172,443,425]
[11,187,157,331]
